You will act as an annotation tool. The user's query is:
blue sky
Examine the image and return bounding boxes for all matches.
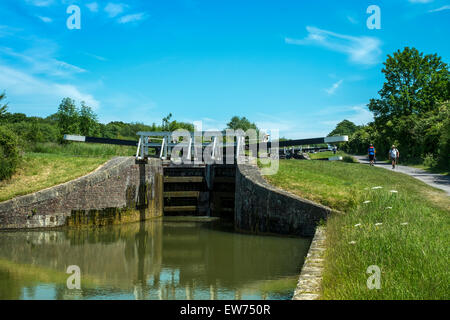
[0,0,449,138]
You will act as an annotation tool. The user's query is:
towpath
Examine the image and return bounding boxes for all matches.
[352,155,450,196]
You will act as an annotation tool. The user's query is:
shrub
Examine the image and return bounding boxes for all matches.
[0,126,20,180]
[7,121,59,144]
[437,104,450,169]
[423,153,438,168]
[342,155,358,163]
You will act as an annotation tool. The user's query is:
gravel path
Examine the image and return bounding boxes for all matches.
[352,155,450,196]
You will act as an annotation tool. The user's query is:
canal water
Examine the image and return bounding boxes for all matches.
[0,217,311,300]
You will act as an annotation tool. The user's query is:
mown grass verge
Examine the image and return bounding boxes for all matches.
[0,142,136,202]
[403,163,449,176]
[307,151,346,160]
[0,153,109,202]
[264,159,449,299]
[27,142,136,157]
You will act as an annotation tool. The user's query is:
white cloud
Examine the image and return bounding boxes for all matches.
[285,26,382,65]
[99,93,157,124]
[409,0,434,3]
[0,25,21,37]
[325,80,343,95]
[118,12,148,24]
[347,105,374,125]
[104,3,126,17]
[186,108,373,140]
[53,84,100,109]
[318,104,374,127]
[0,38,100,115]
[190,104,375,140]
[86,2,99,12]
[81,52,107,61]
[37,16,52,23]
[190,118,228,132]
[347,16,358,24]
[254,113,331,139]
[0,47,86,77]
[0,65,100,111]
[25,0,54,6]
[428,5,450,12]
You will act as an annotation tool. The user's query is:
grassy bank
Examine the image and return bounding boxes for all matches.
[0,153,109,202]
[26,142,136,157]
[0,142,136,202]
[307,151,346,160]
[264,159,449,299]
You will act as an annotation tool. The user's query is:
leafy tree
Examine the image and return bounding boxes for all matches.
[348,47,450,167]
[160,113,194,132]
[328,120,360,137]
[45,113,59,123]
[26,118,44,143]
[437,102,450,168]
[162,113,172,131]
[4,113,27,123]
[0,92,8,123]
[343,125,378,155]
[0,126,20,180]
[369,47,449,120]
[168,120,194,132]
[56,97,79,142]
[79,102,99,136]
[226,116,258,132]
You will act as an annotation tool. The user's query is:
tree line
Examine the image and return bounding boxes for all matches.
[329,47,449,170]
[0,92,259,179]
[0,97,195,145]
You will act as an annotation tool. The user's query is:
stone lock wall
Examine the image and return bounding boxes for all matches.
[234,163,332,237]
[0,157,164,230]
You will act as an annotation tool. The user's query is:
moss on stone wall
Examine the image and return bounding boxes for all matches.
[67,207,145,227]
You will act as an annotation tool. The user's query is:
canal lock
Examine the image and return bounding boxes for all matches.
[162,163,236,220]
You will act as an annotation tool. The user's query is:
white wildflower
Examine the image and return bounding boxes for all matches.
[390,190,398,193]
[375,223,383,226]
[354,223,362,227]
[363,200,371,204]
[386,207,393,209]
[400,222,408,225]
[372,186,383,190]
[349,241,356,245]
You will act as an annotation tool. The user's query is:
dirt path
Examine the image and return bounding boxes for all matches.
[352,155,450,196]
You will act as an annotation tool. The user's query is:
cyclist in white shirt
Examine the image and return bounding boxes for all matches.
[389,145,399,169]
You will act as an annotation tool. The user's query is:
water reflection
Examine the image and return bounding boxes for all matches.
[0,218,311,300]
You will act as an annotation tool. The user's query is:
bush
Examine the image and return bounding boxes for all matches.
[423,153,438,168]
[0,126,21,180]
[437,104,450,169]
[7,121,59,144]
[342,155,358,163]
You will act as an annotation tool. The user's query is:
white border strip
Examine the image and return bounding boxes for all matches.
[63,134,86,142]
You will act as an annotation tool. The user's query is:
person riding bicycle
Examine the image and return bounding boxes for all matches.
[368,144,376,166]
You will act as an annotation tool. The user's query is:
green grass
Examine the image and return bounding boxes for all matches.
[307,151,346,159]
[27,142,136,157]
[0,153,110,202]
[1,142,138,202]
[405,163,450,176]
[264,159,450,299]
